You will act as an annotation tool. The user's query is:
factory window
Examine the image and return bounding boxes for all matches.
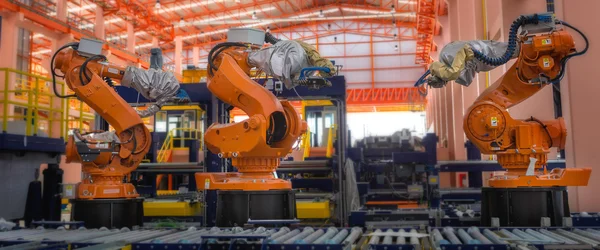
[183,110,196,130]
[324,112,334,129]
[168,115,181,136]
[155,111,167,132]
[16,28,31,88]
[306,111,324,147]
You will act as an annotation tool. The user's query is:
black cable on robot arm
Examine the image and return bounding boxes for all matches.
[50,42,79,98]
[550,21,589,84]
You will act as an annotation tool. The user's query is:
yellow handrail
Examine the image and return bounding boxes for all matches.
[326,124,337,158]
[0,68,93,140]
[157,131,173,163]
[157,127,203,163]
[302,127,311,160]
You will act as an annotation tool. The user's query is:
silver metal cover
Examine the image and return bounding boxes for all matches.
[77,38,103,57]
[227,28,265,46]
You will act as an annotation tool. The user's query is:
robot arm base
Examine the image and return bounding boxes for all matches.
[489,168,591,187]
[195,172,291,191]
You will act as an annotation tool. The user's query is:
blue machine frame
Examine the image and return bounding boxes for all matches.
[347,133,440,208]
[116,75,348,226]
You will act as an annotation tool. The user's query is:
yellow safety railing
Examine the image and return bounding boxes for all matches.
[0,68,94,140]
[157,128,203,163]
[182,69,207,83]
[157,131,174,163]
[1,68,66,138]
[301,126,311,160]
[326,124,337,158]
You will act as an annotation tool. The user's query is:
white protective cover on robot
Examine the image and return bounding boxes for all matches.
[428,40,517,88]
[247,40,336,89]
[248,40,310,89]
[121,67,180,118]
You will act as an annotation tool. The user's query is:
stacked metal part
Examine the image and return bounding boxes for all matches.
[368,228,421,247]
[267,227,363,245]
[431,227,600,247]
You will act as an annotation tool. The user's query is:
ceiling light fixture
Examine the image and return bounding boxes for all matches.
[136,43,154,49]
[391,4,396,13]
[107,31,146,41]
[341,7,411,15]
[319,10,324,18]
[252,11,258,20]
[183,7,276,26]
[266,26,271,33]
[156,0,218,14]
[179,17,186,26]
[67,4,96,12]
[394,44,399,51]
[138,8,350,46]
[155,0,161,9]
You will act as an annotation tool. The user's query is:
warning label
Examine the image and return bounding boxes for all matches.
[205,179,210,189]
[65,185,73,197]
[491,117,498,127]
[543,58,551,68]
[542,38,552,45]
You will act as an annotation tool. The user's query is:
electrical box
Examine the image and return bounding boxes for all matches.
[77,38,103,58]
[265,79,274,90]
[407,184,424,199]
[274,80,283,92]
[428,175,439,185]
[227,28,265,46]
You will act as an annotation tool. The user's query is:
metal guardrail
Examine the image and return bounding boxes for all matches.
[0,68,94,139]
[157,127,203,163]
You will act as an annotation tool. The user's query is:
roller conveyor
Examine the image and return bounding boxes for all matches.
[79,229,176,244]
[430,227,600,250]
[0,228,121,242]
[0,230,51,240]
[142,229,209,243]
[4,226,599,250]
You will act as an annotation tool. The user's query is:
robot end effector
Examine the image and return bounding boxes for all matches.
[54,39,188,119]
[248,32,337,90]
[416,12,586,90]
[414,13,591,187]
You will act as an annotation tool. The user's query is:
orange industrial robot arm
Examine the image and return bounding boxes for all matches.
[422,13,590,187]
[52,41,152,199]
[196,39,309,191]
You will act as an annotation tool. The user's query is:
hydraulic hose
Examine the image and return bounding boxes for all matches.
[264,32,281,44]
[51,42,80,98]
[473,13,553,66]
[414,69,430,87]
[550,20,589,84]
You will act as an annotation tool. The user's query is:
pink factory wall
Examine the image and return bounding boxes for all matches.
[553,0,600,212]
[430,0,600,210]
